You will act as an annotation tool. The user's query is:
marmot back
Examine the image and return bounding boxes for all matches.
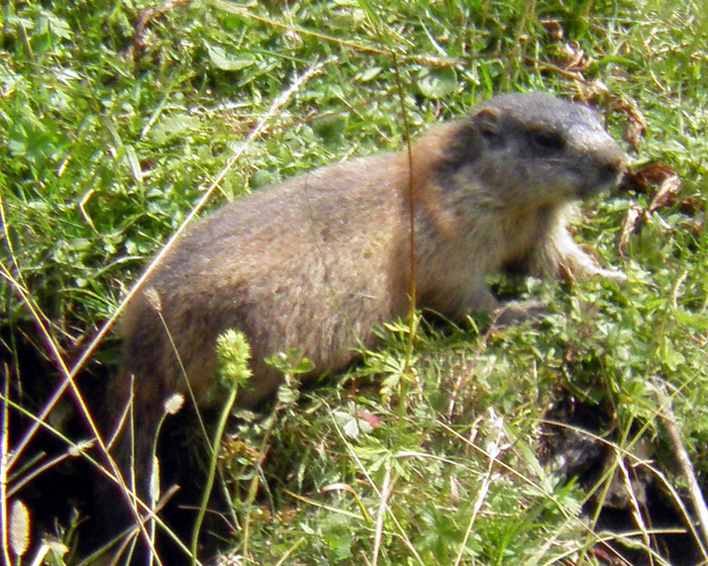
[104,92,626,556]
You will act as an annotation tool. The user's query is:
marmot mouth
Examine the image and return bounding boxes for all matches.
[577,163,623,199]
[578,179,616,199]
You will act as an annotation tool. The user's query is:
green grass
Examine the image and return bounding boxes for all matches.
[2,0,708,564]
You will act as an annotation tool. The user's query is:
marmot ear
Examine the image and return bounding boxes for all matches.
[473,107,501,139]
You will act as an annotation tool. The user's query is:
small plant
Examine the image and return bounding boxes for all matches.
[189,329,254,563]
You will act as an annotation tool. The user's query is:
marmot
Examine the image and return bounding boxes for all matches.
[106,92,626,533]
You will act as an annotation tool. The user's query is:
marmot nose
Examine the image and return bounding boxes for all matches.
[580,145,626,198]
[598,159,624,185]
[597,144,627,186]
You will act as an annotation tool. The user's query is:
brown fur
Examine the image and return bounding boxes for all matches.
[104,92,626,547]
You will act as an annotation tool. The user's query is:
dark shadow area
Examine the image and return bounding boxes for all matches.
[541,392,704,566]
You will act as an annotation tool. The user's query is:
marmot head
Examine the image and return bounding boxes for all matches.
[438,93,626,208]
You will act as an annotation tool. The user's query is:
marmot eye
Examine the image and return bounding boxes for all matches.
[530,130,565,152]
